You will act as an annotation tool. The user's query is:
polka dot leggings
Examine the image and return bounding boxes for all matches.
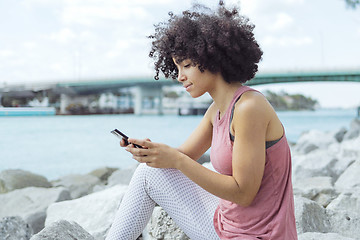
[105,163,220,240]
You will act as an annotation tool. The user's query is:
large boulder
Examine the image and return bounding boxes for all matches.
[0,186,70,234]
[144,206,189,240]
[51,174,101,199]
[293,130,337,154]
[298,232,355,240]
[292,149,339,183]
[293,176,337,207]
[335,160,360,190]
[0,216,33,240]
[88,167,118,183]
[294,196,330,234]
[327,188,360,213]
[46,184,128,240]
[326,209,360,239]
[0,169,51,193]
[343,118,360,140]
[30,220,95,240]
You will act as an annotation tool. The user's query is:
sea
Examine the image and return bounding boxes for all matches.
[0,108,358,180]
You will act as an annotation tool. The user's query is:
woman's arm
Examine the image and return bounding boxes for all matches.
[177,103,216,161]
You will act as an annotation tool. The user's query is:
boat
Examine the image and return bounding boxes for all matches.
[0,107,56,116]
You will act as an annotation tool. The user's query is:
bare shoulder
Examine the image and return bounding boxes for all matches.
[234,90,273,120]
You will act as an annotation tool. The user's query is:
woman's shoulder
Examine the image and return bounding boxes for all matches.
[233,90,274,123]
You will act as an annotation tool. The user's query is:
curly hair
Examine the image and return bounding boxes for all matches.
[148,1,263,83]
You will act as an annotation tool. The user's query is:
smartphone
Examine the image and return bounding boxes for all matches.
[110,129,143,148]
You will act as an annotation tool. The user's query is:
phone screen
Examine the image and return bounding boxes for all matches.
[110,129,143,148]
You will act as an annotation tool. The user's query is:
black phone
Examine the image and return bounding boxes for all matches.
[110,129,143,148]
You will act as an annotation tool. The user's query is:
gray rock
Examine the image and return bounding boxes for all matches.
[335,160,360,190]
[327,188,360,213]
[145,207,189,240]
[294,196,330,234]
[30,220,95,240]
[107,165,138,187]
[46,184,128,240]
[326,209,360,239]
[0,169,51,193]
[298,232,355,240]
[343,118,360,140]
[334,127,348,143]
[52,174,101,199]
[0,216,33,240]
[0,186,70,234]
[294,130,337,154]
[88,167,118,183]
[292,149,339,183]
[293,176,337,207]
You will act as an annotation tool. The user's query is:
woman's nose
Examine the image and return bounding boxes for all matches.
[177,71,186,82]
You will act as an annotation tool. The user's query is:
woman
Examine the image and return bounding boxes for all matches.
[106,2,297,239]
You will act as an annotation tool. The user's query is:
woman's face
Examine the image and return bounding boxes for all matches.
[173,58,217,98]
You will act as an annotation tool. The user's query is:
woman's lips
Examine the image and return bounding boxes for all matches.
[184,83,193,91]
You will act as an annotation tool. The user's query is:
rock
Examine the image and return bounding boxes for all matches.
[46,184,128,240]
[197,154,210,165]
[0,216,33,240]
[0,169,51,193]
[293,176,337,207]
[294,130,337,154]
[294,196,330,234]
[52,174,101,199]
[0,186,70,234]
[335,160,360,190]
[298,232,355,240]
[89,167,118,183]
[30,220,95,240]
[343,118,360,140]
[145,206,189,240]
[334,127,348,143]
[107,165,138,187]
[327,188,360,212]
[292,149,339,183]
[326,209,360,239]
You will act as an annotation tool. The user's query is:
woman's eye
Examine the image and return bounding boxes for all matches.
[184,64,191,68]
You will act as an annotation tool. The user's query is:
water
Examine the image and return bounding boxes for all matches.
[0,108,357,180]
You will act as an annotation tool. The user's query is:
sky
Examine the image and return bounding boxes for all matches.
[0,0,359,108]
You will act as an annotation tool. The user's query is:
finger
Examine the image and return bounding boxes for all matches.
[126,146,149,156]
[119,138,128,147]
[128,138,152,149]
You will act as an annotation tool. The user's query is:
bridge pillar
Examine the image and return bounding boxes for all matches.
[133,86,163,115]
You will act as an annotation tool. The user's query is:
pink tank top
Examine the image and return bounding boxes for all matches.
[210,86,297,240]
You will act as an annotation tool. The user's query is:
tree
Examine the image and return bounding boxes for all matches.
[345,0,360,9]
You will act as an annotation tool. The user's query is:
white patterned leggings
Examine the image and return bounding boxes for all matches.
[105,163,220,240]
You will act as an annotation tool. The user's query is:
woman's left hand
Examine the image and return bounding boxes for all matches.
[125,138,182,169]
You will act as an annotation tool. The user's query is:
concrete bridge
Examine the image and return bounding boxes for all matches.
[1,69,360,115]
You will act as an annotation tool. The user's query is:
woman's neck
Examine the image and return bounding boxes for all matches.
[208,80,243,118]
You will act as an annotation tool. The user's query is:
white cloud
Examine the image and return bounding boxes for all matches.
[61,2,149,26]
[0,50,14,57]
[269,13,294,31]
[49,28,76,44]
[262,35,312,47]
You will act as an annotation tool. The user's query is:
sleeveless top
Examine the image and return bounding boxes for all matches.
[210,86,298,240]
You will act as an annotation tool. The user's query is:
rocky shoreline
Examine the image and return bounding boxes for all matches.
[1,118,360,240]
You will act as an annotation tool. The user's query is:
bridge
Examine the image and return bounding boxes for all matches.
[1,69,360,115]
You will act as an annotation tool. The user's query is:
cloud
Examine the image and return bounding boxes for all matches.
[268,13,294,31]
[49,28,76,44]
[0,50,14,57]
[61,1,150,26]
[262,35,313,47]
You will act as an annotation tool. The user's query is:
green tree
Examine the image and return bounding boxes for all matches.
[345,0,360,9]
